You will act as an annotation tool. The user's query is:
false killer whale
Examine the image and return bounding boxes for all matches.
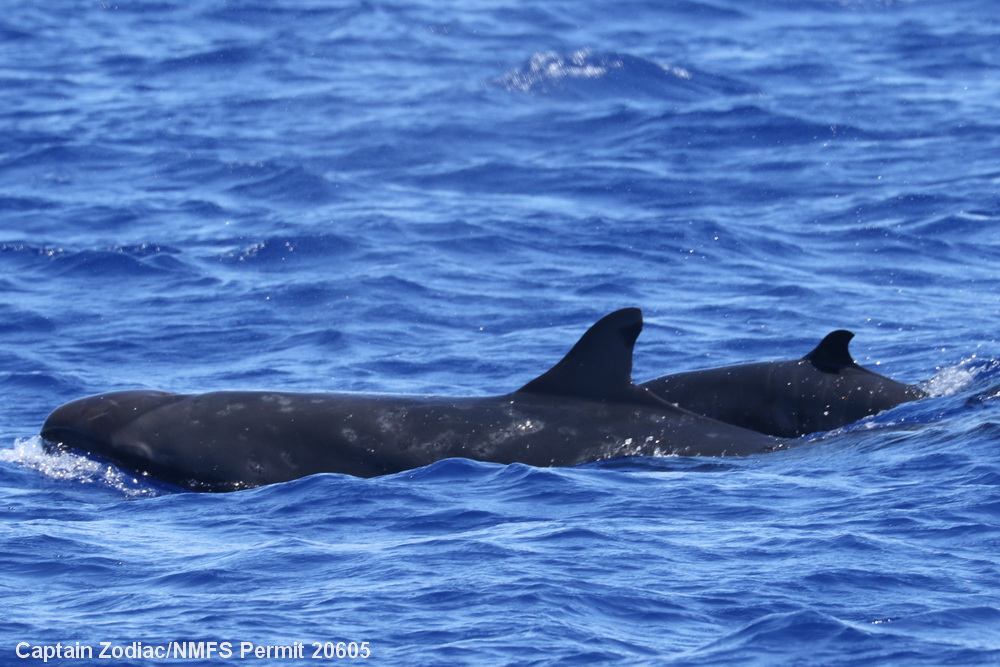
[41,308,786,491]
[640,330,926,438]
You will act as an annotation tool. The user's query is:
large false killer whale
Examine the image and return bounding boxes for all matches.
[41,308,787,491]
[640,330,926,438]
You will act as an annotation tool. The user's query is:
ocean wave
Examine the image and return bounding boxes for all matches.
[217,234,356,267]
[492,49,755,100]
[52,245,186,278]
[2,242,189,278]
[686,610,875,663]
[225,164,344,205]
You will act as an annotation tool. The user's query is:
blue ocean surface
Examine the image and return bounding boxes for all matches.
[2,0,1000,664]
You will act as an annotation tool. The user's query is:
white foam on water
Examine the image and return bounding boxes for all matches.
[1,436,162,498]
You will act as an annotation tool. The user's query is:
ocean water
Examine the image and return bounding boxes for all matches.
[2,0,1000,664]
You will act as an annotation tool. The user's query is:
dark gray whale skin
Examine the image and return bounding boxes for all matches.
[41,309,785,491]
[640,330,926,438]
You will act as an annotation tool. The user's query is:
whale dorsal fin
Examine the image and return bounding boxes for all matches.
[517,308,647,403]
[803,329,857,372]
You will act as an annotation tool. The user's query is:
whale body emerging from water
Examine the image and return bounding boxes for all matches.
[41,309,786,491]
[640,330,926,438]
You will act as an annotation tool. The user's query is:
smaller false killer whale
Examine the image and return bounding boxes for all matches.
[41,309,787,491]
[640,330,926,438]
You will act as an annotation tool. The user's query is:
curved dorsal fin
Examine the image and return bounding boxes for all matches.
[803,329,857,372]
[517,308,646,402]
